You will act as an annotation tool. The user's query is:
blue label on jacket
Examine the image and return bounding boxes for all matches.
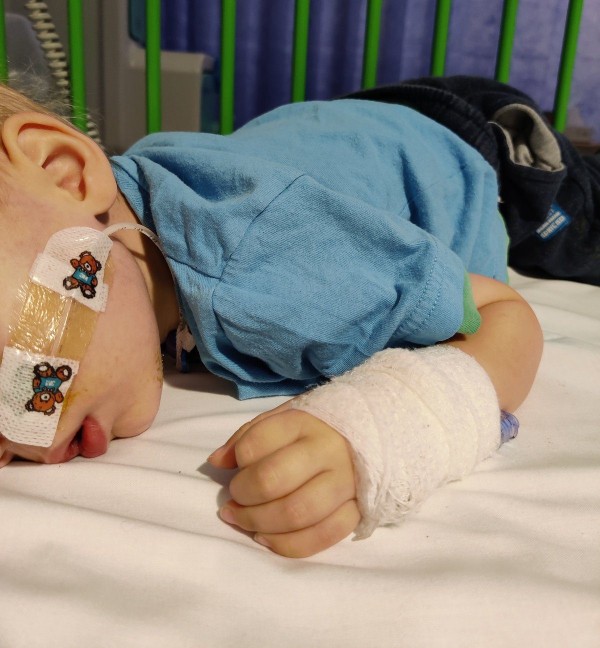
[536,203,572,240]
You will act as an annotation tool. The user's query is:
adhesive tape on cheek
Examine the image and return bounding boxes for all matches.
[0,227,113,448]
[0,224,157,448]
[0,348,79,447]
[29,226,113,312]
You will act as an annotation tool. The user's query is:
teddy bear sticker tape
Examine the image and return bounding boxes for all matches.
[0,227,114,448]
[0,223,162,448]
[29,227,113,312]
[0,348,79,447]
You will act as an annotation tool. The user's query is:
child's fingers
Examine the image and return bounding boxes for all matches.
[254,499,361,558]
[221,469,356,534]
[228,433,324,506]
[239,399,296,430]
[207,402,296,469]
[233,410,309,469]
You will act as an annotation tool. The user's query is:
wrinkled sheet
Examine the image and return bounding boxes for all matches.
[0,270,598,648]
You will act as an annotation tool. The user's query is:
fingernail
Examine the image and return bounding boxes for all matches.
[219,506,235,525]
[254,534,271,549]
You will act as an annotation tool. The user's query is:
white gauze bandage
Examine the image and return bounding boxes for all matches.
[291,345,501,538]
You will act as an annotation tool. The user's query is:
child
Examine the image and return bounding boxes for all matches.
[0,76,558,558]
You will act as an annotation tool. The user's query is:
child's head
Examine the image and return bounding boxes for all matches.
[0,83,176,467]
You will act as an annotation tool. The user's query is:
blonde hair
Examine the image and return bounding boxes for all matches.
[0,73,72,126]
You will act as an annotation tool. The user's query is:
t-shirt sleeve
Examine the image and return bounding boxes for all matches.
[210,174,471,397]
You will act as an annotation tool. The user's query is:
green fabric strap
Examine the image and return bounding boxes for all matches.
[458,272,481,335]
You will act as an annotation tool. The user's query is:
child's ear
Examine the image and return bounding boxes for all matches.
[0,111,116,214]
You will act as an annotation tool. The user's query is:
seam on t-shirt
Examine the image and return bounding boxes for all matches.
[398,241,443,340]
[211,172,308,310]
[218,172,307,273]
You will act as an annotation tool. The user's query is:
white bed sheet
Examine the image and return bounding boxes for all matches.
[1,270,599,648]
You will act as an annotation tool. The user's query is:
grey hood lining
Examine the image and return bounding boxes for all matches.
[491,103,564,172]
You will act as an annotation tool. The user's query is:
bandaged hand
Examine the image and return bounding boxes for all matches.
[208,277,539,556]
[208,346,500,556]
[207,405,360,558]
[292,345,501,539]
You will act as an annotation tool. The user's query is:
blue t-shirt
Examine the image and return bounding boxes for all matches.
[111,100,507,398]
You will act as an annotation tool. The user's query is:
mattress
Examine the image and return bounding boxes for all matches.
[0,269,598,648]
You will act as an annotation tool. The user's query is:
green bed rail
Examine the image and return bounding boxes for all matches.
[495,0,520,83]
[291,0,310,102]
[362,0,384,89]
[553,0,585,132]
[0,1,588,138]
[432,0,522,82]
[145,0,162,133]
[67,0,87,132]
[430,0,452,76]
[220,0,236,134]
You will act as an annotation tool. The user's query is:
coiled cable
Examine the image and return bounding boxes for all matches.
[24,0,103,147]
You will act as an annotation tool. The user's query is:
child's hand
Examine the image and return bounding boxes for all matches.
[207,404,360,558]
